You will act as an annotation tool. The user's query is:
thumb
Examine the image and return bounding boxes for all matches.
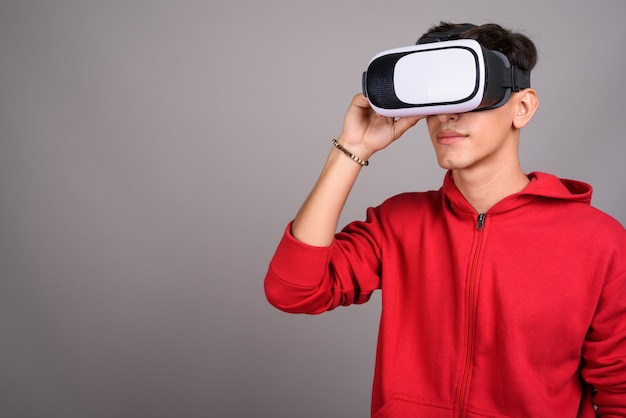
[392,115,424,139]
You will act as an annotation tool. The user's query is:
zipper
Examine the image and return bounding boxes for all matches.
[476,213,486,230]
[457,213,486,417]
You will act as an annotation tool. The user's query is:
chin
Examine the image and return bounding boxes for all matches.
[437,159,467,170]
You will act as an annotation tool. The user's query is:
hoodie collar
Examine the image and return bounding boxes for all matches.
[443,171,593,216]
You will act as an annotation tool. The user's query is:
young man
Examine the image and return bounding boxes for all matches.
[264,22,626,417]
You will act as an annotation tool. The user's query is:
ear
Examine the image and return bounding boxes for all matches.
[512,88,539,129]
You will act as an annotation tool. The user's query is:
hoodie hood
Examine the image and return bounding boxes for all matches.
[524,172,592,204]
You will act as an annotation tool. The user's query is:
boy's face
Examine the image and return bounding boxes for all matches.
[426,95,521,172]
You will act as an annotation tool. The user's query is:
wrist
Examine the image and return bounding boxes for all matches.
[331,139,369,167]
[336,135,374,159]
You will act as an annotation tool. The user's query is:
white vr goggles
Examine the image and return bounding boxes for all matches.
[362,38,531,117]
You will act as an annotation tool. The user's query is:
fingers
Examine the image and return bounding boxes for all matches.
[351,93,370,108]
[342,93,423,152]
[353,92,423,137]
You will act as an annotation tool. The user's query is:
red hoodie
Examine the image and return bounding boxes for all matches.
[264,172,626,417]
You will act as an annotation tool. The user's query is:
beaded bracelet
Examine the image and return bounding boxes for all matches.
[331,139,369,166]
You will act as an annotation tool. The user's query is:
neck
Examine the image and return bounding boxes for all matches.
[451,163,529,214]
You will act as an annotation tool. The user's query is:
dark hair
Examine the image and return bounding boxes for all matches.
[418,22,538,72]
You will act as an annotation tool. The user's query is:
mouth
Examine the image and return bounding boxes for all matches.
[436,130,468,145]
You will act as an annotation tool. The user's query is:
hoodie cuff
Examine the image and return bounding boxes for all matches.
[268,222,333,288]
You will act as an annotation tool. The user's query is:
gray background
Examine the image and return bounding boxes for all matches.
[1,1,625,417]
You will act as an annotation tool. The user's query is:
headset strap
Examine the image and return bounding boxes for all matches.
[503,66,531,91]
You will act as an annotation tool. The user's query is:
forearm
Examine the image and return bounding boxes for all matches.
[291,142,366,246]
[290,93,421,247]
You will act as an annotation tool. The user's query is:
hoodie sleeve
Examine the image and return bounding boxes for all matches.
[264,209,384,315]
[581,240,626,415]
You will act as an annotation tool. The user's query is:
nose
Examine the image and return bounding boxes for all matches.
[434,113,460,123]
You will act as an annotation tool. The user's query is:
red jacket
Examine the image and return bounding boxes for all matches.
[264,172,626,417]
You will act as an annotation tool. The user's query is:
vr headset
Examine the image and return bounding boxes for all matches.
[362,32,531,117]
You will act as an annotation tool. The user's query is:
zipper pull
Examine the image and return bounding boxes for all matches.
[476,213,486,230]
